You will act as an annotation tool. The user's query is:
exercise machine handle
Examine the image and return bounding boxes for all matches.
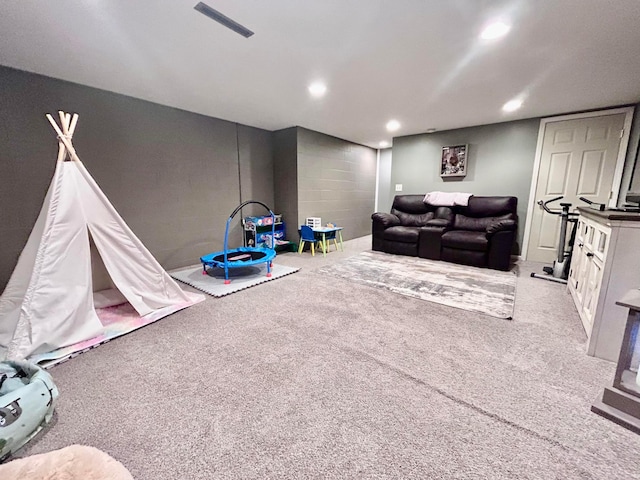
[537,196,564,215]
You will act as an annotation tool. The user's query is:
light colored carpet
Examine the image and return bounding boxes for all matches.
[317,250,516,319]
[170,263,299,297]
[15,236,640,479]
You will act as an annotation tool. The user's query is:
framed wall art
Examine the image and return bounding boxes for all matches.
[440,144,467,178]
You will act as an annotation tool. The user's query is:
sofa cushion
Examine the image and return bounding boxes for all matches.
[394,211,434,227]
[460,196,517,217]
[391,194,434,214]
[384,226,421,243]
[453,213,515,232]
[441,230,488,252]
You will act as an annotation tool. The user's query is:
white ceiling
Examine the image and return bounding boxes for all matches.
[2,1,640,148]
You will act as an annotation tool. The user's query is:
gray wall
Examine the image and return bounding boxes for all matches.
[390,119,541,251]
[388,108,640,253]
[296,128,377,240]
[238,124,275,216]
[0,66,274,291]
[273,127,298,240]
[376,148,393,213]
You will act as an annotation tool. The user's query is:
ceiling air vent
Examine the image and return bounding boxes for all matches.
[194,2,254,38]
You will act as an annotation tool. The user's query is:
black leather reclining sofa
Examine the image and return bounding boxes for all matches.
[371,195,518,271]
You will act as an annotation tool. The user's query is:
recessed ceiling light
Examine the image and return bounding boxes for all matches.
[480,21,511,40]
[502,99,523,112]
[379,141,390,148]
[386,120,401,132]
[426,128,437,133]
[308,82,327,98]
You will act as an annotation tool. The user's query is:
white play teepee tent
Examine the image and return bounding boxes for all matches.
[0,111,203,362]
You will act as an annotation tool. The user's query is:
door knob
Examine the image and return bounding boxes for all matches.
[586,252,594,257]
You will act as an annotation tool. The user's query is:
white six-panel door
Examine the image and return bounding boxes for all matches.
[526,113,626,263]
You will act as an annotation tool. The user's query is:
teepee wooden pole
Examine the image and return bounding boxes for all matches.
[46,113,82,164]
[55,141,65,162]
[46,113,62,136]
[58,111,70,136]
[57,112,79,159]
[48,114,67,162]
[58,111,71,160]
[69,113,79,136]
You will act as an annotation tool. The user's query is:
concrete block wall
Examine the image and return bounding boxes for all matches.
[296,128,377,240]
[272,128,299,240]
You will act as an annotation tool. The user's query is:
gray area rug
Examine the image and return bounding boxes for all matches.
[170,263,299,297]
[317,251,516,319]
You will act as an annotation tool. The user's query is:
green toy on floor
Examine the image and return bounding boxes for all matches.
[0,362,58,462]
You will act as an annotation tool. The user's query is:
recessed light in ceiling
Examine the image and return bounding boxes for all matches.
[502,99,523,112]
[379,141,390,148]
[308,82,327,98]
[386,120,401,132]
[426,128,437,133]
[480,21,511,40]
[194,2,254,38]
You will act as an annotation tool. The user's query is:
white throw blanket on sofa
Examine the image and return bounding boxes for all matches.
[423,191,473,206]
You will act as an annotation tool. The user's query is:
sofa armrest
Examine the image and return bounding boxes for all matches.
[486,219,516,235]
[372,212,401,229]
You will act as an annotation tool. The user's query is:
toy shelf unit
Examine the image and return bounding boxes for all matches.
[243,214,296,252]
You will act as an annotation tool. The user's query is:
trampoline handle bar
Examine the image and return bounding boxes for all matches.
[228,200,274,219]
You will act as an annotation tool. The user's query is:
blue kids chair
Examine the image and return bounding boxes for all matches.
[298,225,320,256]
[324,223,340,252]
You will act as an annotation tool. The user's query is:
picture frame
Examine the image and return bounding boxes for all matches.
[440,144,467,178]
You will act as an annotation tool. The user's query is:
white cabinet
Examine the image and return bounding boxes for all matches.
[568,208,640,361]
[568,216,609,335]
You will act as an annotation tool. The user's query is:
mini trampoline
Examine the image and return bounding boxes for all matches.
[200,200,277,284]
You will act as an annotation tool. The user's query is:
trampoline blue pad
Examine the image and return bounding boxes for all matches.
[200,247,276,268]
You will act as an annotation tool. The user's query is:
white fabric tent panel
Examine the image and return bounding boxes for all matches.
[0,179,55,350]
[4,162,103,359]
[74,160,191,316]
